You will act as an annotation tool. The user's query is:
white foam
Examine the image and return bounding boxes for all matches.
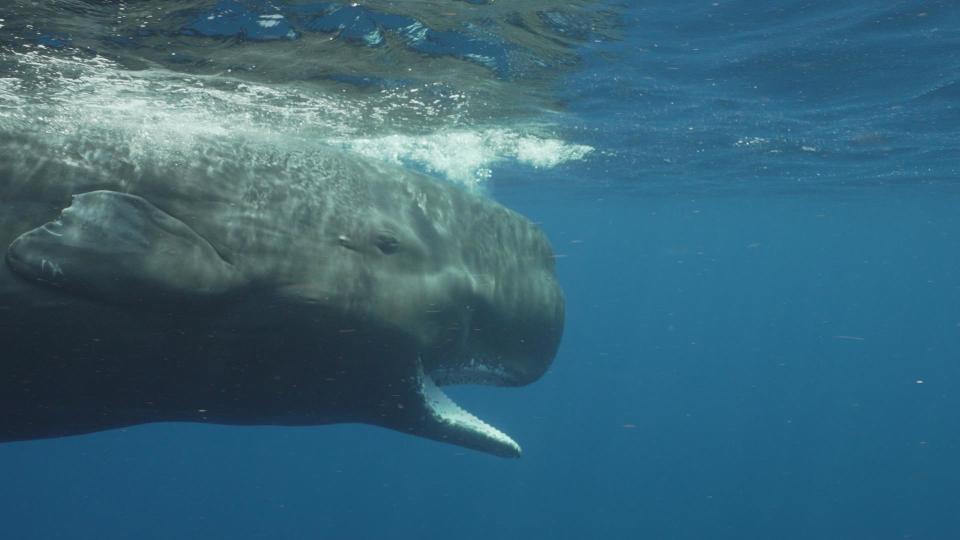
[340,129,593,189]
[257,14,284,28]
[3,51,593,191]
[3,51,363,158]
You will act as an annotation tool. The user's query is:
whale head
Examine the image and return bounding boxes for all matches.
[266,164,565,457]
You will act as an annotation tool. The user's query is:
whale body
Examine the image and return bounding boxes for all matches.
[0,140,564,458]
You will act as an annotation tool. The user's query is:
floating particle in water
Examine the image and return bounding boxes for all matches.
[833,335,865,341]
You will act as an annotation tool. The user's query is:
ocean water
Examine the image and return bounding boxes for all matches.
[1,1,959,539]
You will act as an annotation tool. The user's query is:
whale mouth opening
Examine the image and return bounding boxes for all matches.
[414,361,522,458]
[427,360,515,387]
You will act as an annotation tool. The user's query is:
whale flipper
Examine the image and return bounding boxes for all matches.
[6,190,243,305]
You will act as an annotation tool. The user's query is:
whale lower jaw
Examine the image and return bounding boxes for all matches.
[411,362,522,458]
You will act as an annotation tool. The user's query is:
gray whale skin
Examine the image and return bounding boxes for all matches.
[0,153,564,458]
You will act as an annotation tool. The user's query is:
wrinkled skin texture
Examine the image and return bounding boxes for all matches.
[0,140,564,457]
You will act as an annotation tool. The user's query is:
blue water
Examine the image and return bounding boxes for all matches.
[3,1,960,539]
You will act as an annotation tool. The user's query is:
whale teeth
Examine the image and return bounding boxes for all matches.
[415,362,521,458]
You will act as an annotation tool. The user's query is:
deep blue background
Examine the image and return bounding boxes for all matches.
[3,2,960,539]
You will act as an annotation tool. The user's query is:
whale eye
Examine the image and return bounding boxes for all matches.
[375,233,400,254]
[337,235,358,251]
